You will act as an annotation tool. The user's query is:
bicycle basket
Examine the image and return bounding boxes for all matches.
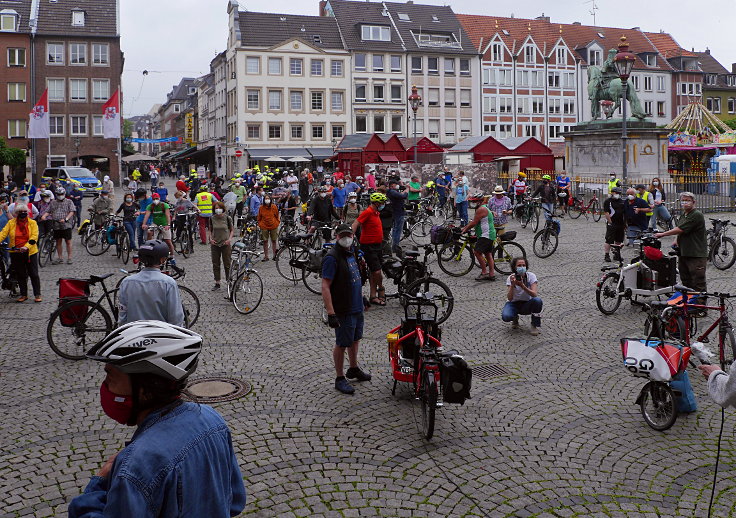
[57,278,91,327]
[620,338,691,382]
[500,231,517,241]
[440,352,472,405]
[430,225,452,245]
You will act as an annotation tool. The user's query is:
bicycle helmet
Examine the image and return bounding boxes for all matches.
[198,185,208,192]
[347,191,358,199]
[318,186,328,193]
[370,192,387,204]
[542,175,552,180]
[135,188,147,198]
[55,187,66,196]
[87,320,201,381]
[518,172,527,178]
[138,239,169,265]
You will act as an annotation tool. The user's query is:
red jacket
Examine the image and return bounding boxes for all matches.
[176,180,189,192]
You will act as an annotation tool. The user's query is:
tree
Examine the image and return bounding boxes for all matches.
[122,119,135,154]
[723,118,736,130]
[0,136,27,174]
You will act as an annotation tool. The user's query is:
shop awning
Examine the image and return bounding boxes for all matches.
[183,146,215,161]
[378,153,400,162]
[168,146,198,160]
[306,147,335,160]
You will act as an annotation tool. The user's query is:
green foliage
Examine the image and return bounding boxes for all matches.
[0,136,27,168]
[723,118,736,130]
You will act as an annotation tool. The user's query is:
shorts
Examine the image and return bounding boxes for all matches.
[335,312,364,347]
[475,236,493,254]
[605,224,625,244]
[360,243,383,272]
[53,228,72,241]
[261,228,278,241]
[150,227,172,240]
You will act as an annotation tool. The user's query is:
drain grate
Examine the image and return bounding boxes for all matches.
[183,377,251,403]
[473,364,511,381]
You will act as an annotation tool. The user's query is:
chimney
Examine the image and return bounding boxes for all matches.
[631,26,640,30]
[535,14,550,23]
[705,47,710,55]
[572,21,581,25]
[732,63,736,74]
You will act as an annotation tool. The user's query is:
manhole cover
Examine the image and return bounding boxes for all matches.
[473,364,511,381]
[183,377,251,403]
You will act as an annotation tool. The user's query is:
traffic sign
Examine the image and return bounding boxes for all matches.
[235,149,243,158]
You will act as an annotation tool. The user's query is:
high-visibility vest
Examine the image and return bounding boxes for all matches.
[608,179,619,194]
[636,191,653,216]
[196,192,214,214]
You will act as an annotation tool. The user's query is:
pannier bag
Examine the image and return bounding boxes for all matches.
[307,248,326,273]
[439,352,472,404]
[57,278,91,327]
[77,219,90,236]
[430,225,453,245]
[620,338,691,382]
[500,230,517,242]
[106,225,116,245]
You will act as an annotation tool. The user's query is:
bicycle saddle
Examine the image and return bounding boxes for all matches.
[296,233,311,240]
[90,273,114,284]
[404,249,421,258]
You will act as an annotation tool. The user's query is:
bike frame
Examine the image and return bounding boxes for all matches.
[388,323,442,393]
[604,259,675,299]
[675,295,730,364]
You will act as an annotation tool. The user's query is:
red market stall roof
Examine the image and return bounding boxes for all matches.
[334,133,407,176]
[399,137,445,163]
[448,135,554,170]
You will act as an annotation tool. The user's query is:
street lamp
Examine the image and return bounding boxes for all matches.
[408,85,422,161]
[74,137,81,166]
[613,35,637,185]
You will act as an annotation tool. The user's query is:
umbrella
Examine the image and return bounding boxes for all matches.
[263,156,284,162]
[122,153,158,162]
[288,156,310,162]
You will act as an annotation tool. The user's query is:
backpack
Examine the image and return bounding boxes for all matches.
[439,352,472,405]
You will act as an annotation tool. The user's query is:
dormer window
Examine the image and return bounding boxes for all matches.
[361,25,390,42]
[412,31,461,49]
[71,10,85,27]
[589,49,602,66]
[0,10,19,32]
[643,54,657,67]
[524,45,535,64]
[397,13,410,22]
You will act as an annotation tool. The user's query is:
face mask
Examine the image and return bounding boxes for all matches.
[349,199,357,204]
[320,193,327,198]
[610,175,616,179]
[19,196,29,204]
[152,199,160,205]
[652,181,659,186]
[627,195,635,201]
[377,204,386,211]
[99,382,134,425]
[264,199,271,205]
[125,198,132,203]
[681,200,694,208]
[612,194,621,200]
[516,266,527,275]
[338,236,354,248]
[214,208,224,214]
[17,212,28,219]
[56,195,65,200]
[101,195,108,199]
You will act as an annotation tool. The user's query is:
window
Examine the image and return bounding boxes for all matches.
[548,72,560,88]
[411,56,422,74]
[516,70,529,87]
[290,91,303,110]
[657,101,666,116]
[728,76,736,87]
[492,43,503,61]
[644,76,652,92]
[517,98,528,114]
[1,12,18,32]
[311,91,324,111]
[644,101,653,116]
[631,75,640,91]
[372,54,384,72]
[390,85,402,103]
[92,79,109,102]
[524,125,537,137]
[530,97,543,114]
[556,47,566,64]
[331,60,343,76]
[173,104,181,113]
[713,97,722,113]
[444,89,455,107]
[331,91,344,111]
[483,123,496,135]
[291,125,303,139]
[563,72,575,89]
[460,59,470,76]
[657,76,666,92]
[246,89,260,110]
[549,125,562,139]
[92,43,109,65]
[444,58,455,75]
[268,57,282,75]
[70,116,87,135]
[498,69,512,86]
[361,25,390,41]
[355,84,366,102]
[373,85,384,102]
[397,13,410,21]
[390,55,401,72]
[268,125,282,139]
[428,88,439,107]
[460,119,471,136]
[374,115,385,133]
[312,125,324,139]
[705,97,713,111]
[705,74,717,86]
[50,116,64,136]
[498,97,512,113]
[548,98,560,114]
[499,124,512,138]
[428,119,439,139]
[268,90,282,110]
[391,116,401,133]
[7,48,25,66]
[445,119,456,138]
[246,57,260,74]
[524,45,535,64]
[482,68,495,85]
[354,53,366,71]
[644,54,657,67]
[47,43,64,64]
[482,96,496,113]
[8,120,25,138]
[70,43,86,65]
[355,115,367,133]
[428,57,438,75]
[563,99,575,115]
[72,10,85,26]
[7,83,25,102]
[289,58,302,75]
[311,59,323,76]
[332,125,344,139]
[589,49,602,66]
[532,71,544,87]
[93,116,103,136]
[70,79,87,101]
[247,124,260,139]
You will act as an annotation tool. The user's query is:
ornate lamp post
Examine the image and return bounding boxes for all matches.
[408,85,422,147]
[613,36,637,184]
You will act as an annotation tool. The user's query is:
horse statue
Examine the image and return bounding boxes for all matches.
[588,49,647,121]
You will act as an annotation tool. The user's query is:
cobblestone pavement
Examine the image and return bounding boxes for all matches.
[2,183,736,517]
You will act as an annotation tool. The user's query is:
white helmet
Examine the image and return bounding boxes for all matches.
[347,192,358,199]
[87,320,202,381]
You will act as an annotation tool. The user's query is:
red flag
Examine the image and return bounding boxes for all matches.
[102,89,121,139]
[28,88,49,139]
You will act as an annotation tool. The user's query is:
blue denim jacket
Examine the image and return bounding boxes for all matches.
[68,402,246,517]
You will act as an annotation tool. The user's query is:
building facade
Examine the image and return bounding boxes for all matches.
[695,50,736,122]
[156,78,196,153]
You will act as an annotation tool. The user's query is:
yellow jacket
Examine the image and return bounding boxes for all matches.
[0,217,39,255]
[196,192,214,214]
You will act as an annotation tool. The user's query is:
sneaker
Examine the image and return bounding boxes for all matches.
[511,317,519,329]
[53,258,62,265]
[66,259,72,264]
[212,284,220,291]
[604,254,611,262]
[346,367,372,382]
[530,326,540,336]
[34,296,42,303]
[335,377,355,394]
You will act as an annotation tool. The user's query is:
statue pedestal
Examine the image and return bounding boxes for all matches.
[563,120,670,180]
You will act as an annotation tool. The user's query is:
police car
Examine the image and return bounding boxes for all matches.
[42,167,103,196]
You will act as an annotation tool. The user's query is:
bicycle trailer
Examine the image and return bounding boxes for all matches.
[57,278,91,326]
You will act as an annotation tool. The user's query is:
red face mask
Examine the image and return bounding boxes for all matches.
[100,382,134,425]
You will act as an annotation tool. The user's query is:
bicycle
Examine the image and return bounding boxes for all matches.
[436,227,527,277]
[568,190,602,222]
[515,196,541,231]
[274,233,311,283]
[37,230,57,268]
[108,216,131,265]
[238,215,261,251]
[227,242,264,314]
[174,211,198,258]
[532,208,561,259]
[84,212,113,256]
[706,218,736,271]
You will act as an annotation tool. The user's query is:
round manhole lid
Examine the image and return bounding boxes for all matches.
[183,377,251,403]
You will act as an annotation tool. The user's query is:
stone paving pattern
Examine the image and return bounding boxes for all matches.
[1,183,736,517]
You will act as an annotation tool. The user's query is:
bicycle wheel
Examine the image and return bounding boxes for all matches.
[437,240,474,277]
[39,237,52,267]
[531,207,540,232]
[657,215,673,232]
[520,207,530,228]
[533,228,558,258]
[718,326,736,368]
[568,200,583,219]
[85,229,111,256]
[120,233,130,265]
[410,216,432,245]
[302,269,322,295]
[178,285,200,328]
[710,236,736,271]
[420,369,437,440]
[178,230,190,259]
[275,244,309,282]
[406,277,454,324]
[493,241,526,275]
[591,201,601,222]
[231,269,264,315]
[639,381,677,431]
[47,300,113,360]
[596,272,622,315]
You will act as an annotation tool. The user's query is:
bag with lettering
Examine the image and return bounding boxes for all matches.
[620,338,691,382]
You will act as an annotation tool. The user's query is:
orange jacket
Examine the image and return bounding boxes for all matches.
[257,203,280,230]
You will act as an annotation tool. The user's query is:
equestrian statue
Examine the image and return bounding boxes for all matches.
[588,48,647,121]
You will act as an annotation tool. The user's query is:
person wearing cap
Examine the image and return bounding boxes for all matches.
[142,193,175,257]
[69,321,246,516]
[8,191,40,220]
[33,190,53,236]
[175,175,189,194]
[103,175,115,198]
[531,175,556,220]
[608,172,621,195]
[509,172,528,206]
[322,224,371,395]
[624,187,651,246]
[0,204,41,302]
[603,187,625,262]
[488,186,513,236]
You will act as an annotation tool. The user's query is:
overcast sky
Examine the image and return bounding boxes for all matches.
[121,0,734,117]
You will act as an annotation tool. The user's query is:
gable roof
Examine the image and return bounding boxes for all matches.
[335,134,374,151]
[0,0,31,34]
[327,0,404,52]
[36,0,118,37]
[695,51,729,75]
[238,11,343,49]
[644,32,698,59]
[448,135,495,152]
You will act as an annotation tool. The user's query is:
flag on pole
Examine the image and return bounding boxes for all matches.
[102,89,121,139]
[28,88,49,139]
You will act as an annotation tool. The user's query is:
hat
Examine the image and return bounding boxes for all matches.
[100,189,109,195]
[334,224,353,236]
[612,187,623,194]
[151,193,161,199]
[18,190,28,196]
[492,185,505,194]
[635,184,646,189]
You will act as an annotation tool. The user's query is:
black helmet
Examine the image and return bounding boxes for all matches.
[138,240,169,265]
[135,188,146,198]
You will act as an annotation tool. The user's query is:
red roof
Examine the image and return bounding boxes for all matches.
[643,32,699,58]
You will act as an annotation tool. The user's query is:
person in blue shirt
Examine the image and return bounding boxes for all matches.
[134,188,152,247]
[332,181,347,211]
[155,181,169,202]
[556,173,572,214]
[344,177,361,196]
[435,172,448,208]
[69,185,84,225]
[69,320,246,517]
[249,186,264,217]
[22,178,36,199]
[454,178,469,226]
